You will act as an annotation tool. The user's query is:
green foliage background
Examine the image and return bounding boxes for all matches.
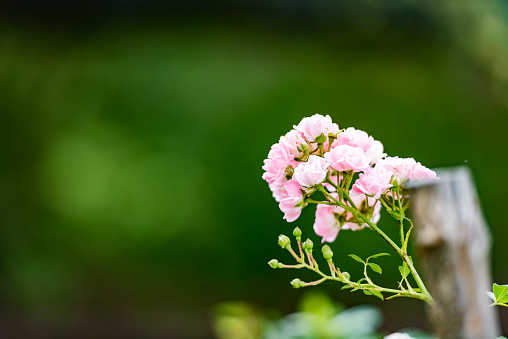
[1,2,508,337]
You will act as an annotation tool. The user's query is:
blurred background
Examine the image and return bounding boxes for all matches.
[1,0,508,338]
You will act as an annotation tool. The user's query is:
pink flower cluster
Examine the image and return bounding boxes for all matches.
[262,114,438,243]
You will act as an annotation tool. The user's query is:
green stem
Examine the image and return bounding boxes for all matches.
[302,277,327,286]
[309,186,434,305]
[293,261,429,301]
[305,198,334,205]
[491,302,508,308]
[343,190,358,210]
[318,143,324,157]
[395,189,404,246]
[325,172,338,189]
[402,253,434,305]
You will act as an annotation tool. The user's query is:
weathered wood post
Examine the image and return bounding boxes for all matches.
[410,166,500,339]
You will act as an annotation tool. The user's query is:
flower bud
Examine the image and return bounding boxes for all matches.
[302,238,314,252]
[293,227,302,238]
[297,142,308,153]
[278,234,291,248]
[342,272,350,280]
[315,133,327,144]
[268,259,279,269]
[322,245,333,262]
[290,278,302,288]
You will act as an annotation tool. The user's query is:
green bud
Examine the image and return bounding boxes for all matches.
[290,278,302,288]
[298,142,308,152]
[293,227,302,238]
[268,259,279,269]
[322,245,334,262]
[392,177,399,187]
[302,238,314,252]
[278,234,291,248]
[342,272,351,280]
[315,133,327,144]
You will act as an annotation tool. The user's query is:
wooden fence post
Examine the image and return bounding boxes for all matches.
[410,166,500,339]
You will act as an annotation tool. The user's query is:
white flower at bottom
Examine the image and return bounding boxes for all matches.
[384,333,416,339]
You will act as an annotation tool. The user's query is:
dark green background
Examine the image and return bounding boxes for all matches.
[1,1,507,337]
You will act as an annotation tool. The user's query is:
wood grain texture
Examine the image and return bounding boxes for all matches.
[411,166,500,339]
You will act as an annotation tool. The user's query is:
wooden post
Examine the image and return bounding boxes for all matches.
[410,166,500,339]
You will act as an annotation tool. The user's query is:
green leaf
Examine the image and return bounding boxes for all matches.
[370,290,384,300]
[348,254,365,264]
[368,263,382,274]
[357,278,367,284]
[402,224,413,253]
[493,283,508,304]
[413,288,421,293]
[368,253,390,260]
[398,264,410,278]
[341,285,353,290]
[363,290,372,295]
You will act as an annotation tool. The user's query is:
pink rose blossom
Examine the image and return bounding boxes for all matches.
[313,194,381,242]
[262,142,295,184]
[269,176,286,202]
[335,127,374,152]
[377,157,438,185]
[409,162,438,182]
[365,140,386,165]
[293,155,329,187]
[314,203,343,243]
[332,128,385,165]
[278,179,305,222]
[375,156,416,184]
[324,145,370,172]
[294,114,339,142]
[351,166,393,199]
[279,129,308,158]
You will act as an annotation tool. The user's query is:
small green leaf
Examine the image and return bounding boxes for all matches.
[348,254,365,264]
[357,278,367,284]
[363,290,372,295]
[341,285,353,290]
[398,264,410,278]
[413,288,421,293]
[368,263,382,274]
[368,253,390,260]
[402,224,413,253]
[370,290,384,300]
[493,283,508,304]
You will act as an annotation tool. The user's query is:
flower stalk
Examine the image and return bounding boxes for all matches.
[262,114,438,306]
